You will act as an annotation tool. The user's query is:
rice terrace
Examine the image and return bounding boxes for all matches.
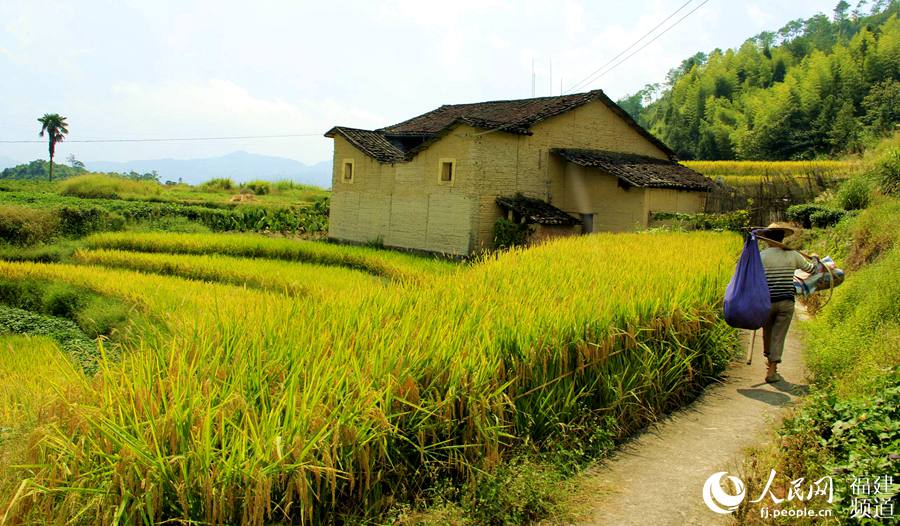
[1,1,898,525]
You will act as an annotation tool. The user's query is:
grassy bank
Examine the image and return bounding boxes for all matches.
[735,144,900,524]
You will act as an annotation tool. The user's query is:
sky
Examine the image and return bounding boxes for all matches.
[0,0,841,166]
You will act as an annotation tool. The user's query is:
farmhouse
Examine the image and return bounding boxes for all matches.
[325,89,712,255]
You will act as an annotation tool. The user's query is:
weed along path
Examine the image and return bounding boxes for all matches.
[565,308,810,526]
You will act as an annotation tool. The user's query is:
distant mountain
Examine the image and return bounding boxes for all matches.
[86,151,332,188]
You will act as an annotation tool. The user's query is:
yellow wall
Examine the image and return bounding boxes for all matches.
[468,99,673,249]
[329,98,706,254]
[644,188,707,216]
[328,130,478,255]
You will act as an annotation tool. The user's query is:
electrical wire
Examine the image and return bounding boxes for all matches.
[564,0,694,94]
[566,0,712,92]
[4,2,712,145]
[0,133,323,144]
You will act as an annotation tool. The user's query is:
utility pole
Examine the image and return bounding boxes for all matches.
[531,58,535,97]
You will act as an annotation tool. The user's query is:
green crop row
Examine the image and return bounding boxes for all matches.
[0,190,328,239]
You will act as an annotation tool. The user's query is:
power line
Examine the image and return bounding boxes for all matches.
[563,0,703,94]
[0,133,323,144]
[580,0,711,88]
[564,0,693,94]
[476,0,709,138]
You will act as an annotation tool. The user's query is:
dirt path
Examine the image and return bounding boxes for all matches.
[564,307,810,526]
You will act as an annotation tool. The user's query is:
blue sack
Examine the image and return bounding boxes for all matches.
[723,232,771,329]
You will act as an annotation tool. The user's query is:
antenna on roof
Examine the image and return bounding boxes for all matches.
[549,58,552,96]
[531,58,535,97]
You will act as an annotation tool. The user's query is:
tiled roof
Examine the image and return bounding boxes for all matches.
[496,194,580,226]
[324,127,408,163]
[551,148,713,191]
[380,91,601,135]
[325,90,677,163]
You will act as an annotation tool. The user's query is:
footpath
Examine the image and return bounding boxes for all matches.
[567,308,810,525]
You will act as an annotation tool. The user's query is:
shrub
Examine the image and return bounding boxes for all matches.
[835,176,872,210]
[0,205,59,245]
[808,208,845,228]
[241,180,271,195]
[0,242,75,263]
[56,206,125,237]
[75,300,129,340]
[872,147,900,196]
[43,283,84,319]
[0,278,131,341]
[650,210,751,232]
[201,178,235,191]
[59,174,160,199]
[786,203,844,228]
[493,218,533,249]
[0,279,44,312]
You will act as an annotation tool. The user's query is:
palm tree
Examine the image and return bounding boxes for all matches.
[37,114,69,182]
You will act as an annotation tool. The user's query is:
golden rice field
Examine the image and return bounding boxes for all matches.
[682,159,860,179]
[84,231,456,282]
[0,231,742,524]
[74,248,385,296]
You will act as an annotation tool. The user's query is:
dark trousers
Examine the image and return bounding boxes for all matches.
[763,299,795,364]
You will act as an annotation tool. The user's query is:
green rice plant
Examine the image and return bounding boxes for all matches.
[74,248,385,296]
[84,231,457,281]
[0,231,740,524]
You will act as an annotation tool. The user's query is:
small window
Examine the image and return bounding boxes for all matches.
[439,158,455,184]
[342,159,354,183]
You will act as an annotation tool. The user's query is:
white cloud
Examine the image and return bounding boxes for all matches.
[563,0,586,36]
[746,3,773,25]
[0,0,850,164]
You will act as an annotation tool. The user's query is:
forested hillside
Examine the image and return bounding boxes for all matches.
[619,1,899,160]
[0,160,88,181]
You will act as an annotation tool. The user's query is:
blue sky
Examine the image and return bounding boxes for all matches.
[0,0,839,165]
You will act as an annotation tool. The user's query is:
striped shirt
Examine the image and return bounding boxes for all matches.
[760,248,815,302]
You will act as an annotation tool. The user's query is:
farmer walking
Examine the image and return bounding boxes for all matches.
[757,223,815,383]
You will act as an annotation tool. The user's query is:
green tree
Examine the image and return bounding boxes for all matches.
[37,113,69,182]
[630,2,899,160]
[829,100,863,153]
[66,153,85,170]
[861,79,899,134]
